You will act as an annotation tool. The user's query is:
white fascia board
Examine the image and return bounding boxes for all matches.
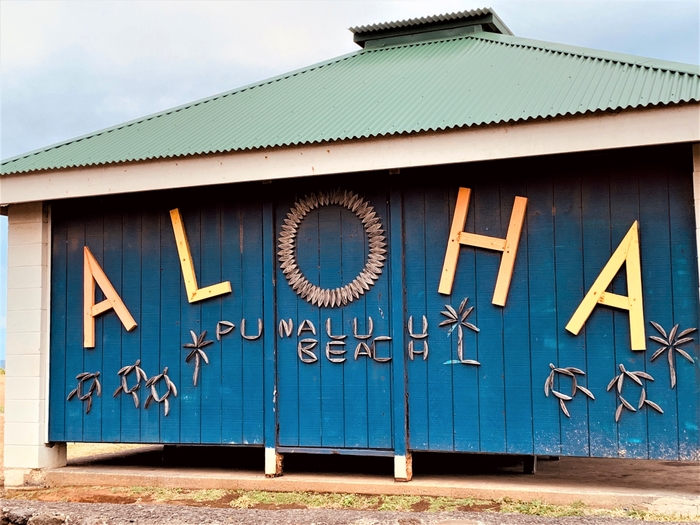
[1,103,698,205]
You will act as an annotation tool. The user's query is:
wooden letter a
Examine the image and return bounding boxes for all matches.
[84,246,137,348]
[438,187,527,306]
[565,221,646,350]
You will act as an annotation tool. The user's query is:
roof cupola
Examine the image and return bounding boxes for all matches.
[349,7,513,49]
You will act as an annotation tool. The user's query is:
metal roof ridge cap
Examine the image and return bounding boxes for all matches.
[1,47,366,167]
[471,32,700,75]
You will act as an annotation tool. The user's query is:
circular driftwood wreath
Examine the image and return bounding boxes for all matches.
[278,189,387,308]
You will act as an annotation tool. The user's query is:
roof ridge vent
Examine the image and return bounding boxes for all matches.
[349,7,513,49]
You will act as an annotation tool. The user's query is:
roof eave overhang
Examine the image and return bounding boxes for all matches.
[1,103,698,206]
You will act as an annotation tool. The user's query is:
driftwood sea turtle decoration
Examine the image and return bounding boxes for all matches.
[144,367,178,417]
[544,363,595,418]
[607,364,662,422]
[67,371,102,414]
[113,359,147,408]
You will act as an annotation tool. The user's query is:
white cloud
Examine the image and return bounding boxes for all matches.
[0,0,62,71]
[1,0,698,159]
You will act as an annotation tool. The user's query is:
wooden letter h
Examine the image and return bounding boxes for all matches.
[438,187,527,307]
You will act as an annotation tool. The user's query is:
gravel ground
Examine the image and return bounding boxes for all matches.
[2,501,697,525]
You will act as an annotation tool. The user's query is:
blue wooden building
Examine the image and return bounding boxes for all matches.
[1,9,699,484]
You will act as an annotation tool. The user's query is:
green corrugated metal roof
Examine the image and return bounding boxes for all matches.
[2,30,699,175]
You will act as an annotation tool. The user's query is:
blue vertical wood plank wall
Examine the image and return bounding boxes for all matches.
[48,145,699,461]
[400,146,698,460]
[50,188,267,446]
[273,180,394,450]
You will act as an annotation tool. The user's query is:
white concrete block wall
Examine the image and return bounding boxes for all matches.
[4,202,66,486]
[694,143,700,303]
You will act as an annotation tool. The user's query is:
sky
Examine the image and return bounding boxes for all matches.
[0,0,699,361]
[1,0,698,161]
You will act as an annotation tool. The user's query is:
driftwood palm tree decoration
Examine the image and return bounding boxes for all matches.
[67,371,102,414]
[184,330,213,386]
[113,359,148,408]
[607,364,662,422]
[649,322,696,388]
[439,297,480,365]
[145,367,178,416]
[544,363,594,418]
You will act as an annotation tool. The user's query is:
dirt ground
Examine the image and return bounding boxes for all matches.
[1,372,5,470]
[1,486,499,513]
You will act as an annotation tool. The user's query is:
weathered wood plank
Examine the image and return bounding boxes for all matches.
[668,170,700,461]
[527,180,560,456]
[553,174,588,457]
[581,171,617,457]
[404,186,429,450]
[49,210,68,442]
[200,204,223,444]
[119,211,142,442]
[474,183,506,453]
[241,201,265,444]
[501,177,533,455]
[140,209,162,442]
[159,205,182,443]
[427,185,456,451]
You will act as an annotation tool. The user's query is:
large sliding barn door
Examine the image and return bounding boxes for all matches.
[274,181,395,450]
[401,148,700,460]
[48,186,270,445]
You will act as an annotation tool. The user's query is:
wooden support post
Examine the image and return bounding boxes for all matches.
[265,448,284,477]
[394,452,413,482]
[523,455,537,474]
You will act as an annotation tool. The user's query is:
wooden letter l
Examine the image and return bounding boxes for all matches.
[170,208,232,303]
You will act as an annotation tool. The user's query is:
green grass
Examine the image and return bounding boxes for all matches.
[499,498,587,517]
[376,495,422,511]
[230,490,380,509]
[427,496,493,512]
[497,498,694,522]
[5,486,695,521]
